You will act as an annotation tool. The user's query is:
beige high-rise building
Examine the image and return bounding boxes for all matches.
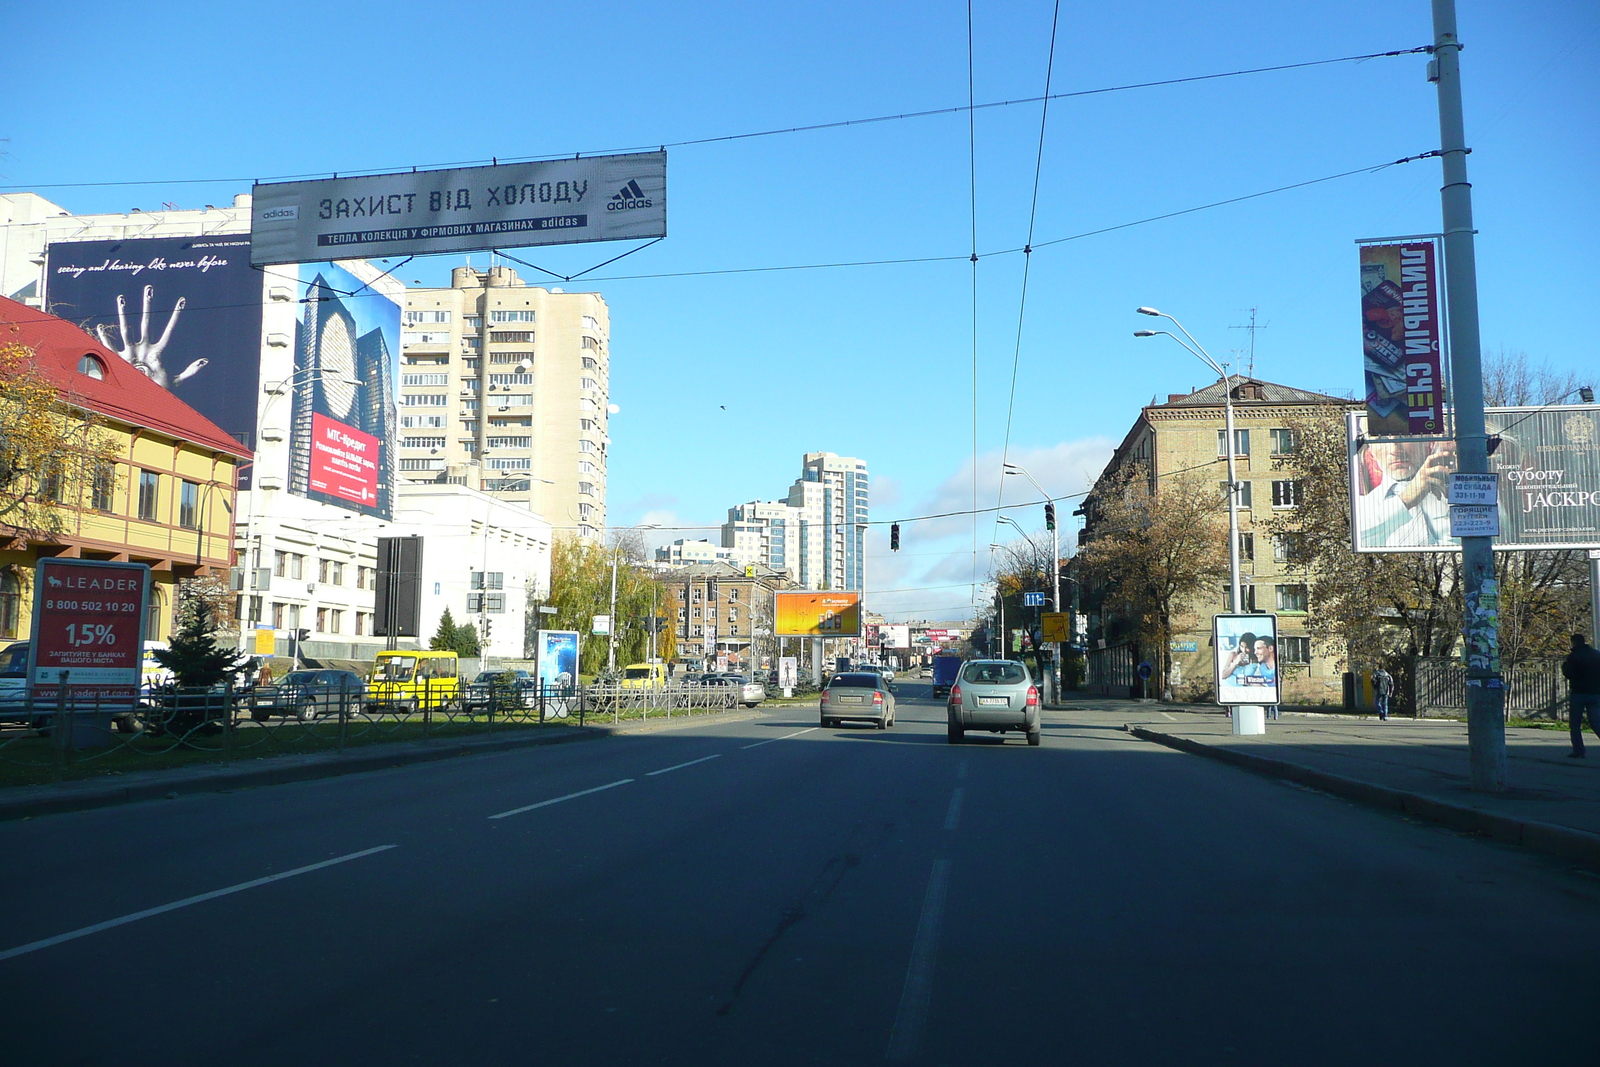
[400,265,609,538]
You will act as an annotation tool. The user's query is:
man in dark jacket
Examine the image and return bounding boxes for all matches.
[1561,633,1600,758]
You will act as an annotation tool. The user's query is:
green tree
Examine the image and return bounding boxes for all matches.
[430,607,480,657]
[150,599,250,739]
[540,534,674,675]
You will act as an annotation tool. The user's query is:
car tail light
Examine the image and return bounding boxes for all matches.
[873,690,884,705]
[820,690,830,704]
[950,684,961,703]
[1026,685,1040,707]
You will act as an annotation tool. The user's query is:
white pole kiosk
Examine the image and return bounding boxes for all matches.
[1433,0,1505,791]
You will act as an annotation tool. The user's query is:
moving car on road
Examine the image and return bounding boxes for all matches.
[931,655,962,698]
[947,659,1040,745]
[820,672,896,729]
[255,669,366,722]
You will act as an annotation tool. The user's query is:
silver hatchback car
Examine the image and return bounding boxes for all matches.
[947,659,1040,745]
[820,672,896,729]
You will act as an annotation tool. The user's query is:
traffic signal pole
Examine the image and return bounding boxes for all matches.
[1433,0,1505,791]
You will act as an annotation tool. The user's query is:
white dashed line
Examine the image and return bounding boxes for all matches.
[956,758,969,780]
[646,754,722,777]
[942,787,965,831]
[0,845,397,963]
[886,858,952,1061]
[741,727,819,750]
[489,779,635,820]
[1160,712,1177,721]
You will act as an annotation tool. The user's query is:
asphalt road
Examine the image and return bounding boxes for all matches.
[2,684,1595,1065]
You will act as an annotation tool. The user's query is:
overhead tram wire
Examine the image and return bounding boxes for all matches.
[994,0,1062,547]
[0,47,1431,193]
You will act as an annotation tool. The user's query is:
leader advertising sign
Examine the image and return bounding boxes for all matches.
[44,235,264,475]
[773,592,862,638]
[251,152,667,266]
[1349,408,1600,552]
[1359,239,1446,438]
[29,559,150,693]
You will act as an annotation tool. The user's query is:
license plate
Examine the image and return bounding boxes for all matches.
[978,696,1008,706]
[839,696,864,704]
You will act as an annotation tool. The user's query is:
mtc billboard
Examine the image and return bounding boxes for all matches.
[43,235,263,462]
[251,152,667,266]
[774,592,862,638]
[1348,408,1600,552]
[290,262,400,518]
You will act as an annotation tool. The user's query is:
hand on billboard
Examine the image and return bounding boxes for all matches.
[1398,443,1454,509]
[93,285,204,388]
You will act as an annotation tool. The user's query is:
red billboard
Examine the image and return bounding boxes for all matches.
[30,559,149,691]
[1360,239,1445,438]
[309,413,381,509]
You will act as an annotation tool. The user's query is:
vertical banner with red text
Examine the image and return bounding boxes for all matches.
[1359,239,1446,438]
[29,559,150,702]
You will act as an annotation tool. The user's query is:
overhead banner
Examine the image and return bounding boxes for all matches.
[1348,408,1600,552]
[774,592,862,637]
[1213,613,1280,707]
[251,152,667,266]
[1359,239,1445,438]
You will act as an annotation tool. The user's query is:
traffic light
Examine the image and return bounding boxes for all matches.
[294,628,310,643]
[890,523,901,551]
[482,616,493,641]
[1044,502,1056,531]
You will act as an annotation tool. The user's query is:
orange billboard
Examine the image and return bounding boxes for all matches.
[774,591,862,637]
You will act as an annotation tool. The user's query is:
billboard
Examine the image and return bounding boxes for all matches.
[1359,239,1445,438]
[29,559,149,692]
[774,592,862,637]
[290,262,400,519]
[251,152,667,266]
[1213,613,1280,707]
[882,624,910,648]
[1349,408,1600,552]
[534,630,580,692]
[43,235,263,472]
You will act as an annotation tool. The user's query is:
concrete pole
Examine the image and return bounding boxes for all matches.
[1221,381,1242,613]
[1433,0,1505,792]
[1589,551,1599,646]
[607,552,618,673]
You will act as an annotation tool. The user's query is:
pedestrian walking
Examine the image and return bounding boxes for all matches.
[1560,634,1600,758]
[1372,665,1394,721]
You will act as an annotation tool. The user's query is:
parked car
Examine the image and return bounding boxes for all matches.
[619,663,668,689]
[464,669,535,711]
[919,666,933,679]
[946,659,1040,745]
[700,673,767,707]
[0,641,28,723]
[256,669,366,722]
[820,672,896,729]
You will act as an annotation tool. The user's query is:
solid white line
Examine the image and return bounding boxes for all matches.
[886,858,952,1062]
[740,727,819,750]
[646,754,722,777]
[0,845,397,964]
[942,787,965,832]
[956,758,969,780]
[488,778,635,820]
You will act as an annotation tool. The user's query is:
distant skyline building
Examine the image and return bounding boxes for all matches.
[712,451,867,591]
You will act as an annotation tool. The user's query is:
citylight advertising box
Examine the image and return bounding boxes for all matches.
[1212,613,1280,707]
[774,592,862,638]
[535,630,580,692]
[29,559,150,705]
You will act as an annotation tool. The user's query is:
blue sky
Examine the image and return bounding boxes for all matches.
[5,1,1596,621]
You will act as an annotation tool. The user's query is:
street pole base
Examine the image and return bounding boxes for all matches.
[1232,706,1266,735]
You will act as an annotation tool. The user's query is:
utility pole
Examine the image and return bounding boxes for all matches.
[1432,0,1505,791]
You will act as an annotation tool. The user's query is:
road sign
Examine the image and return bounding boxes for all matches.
[1040,612,1070,643]
[1023,592,1046,607]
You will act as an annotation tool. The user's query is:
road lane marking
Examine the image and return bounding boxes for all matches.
[1160,712,1177,721]
[942,787,964,831]
[646,754,722,776]
[956,758,968,780]
[886,858,951,1062]
[489,778,635,820]
[741,727,819,750]
[0,845,397,964]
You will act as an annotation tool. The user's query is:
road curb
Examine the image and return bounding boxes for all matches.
[1125,725,1600,871]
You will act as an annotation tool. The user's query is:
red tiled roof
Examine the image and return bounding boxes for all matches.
[0,295,252,460]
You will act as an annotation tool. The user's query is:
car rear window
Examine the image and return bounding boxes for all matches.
[961,662,1027,685]
[829,674,879,688]
[0,644,28,677]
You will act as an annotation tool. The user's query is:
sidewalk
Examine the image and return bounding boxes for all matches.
[1068,697,1600,869]
[0,707,764,822]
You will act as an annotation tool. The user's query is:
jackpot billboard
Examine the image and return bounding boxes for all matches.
[44,235,263,466]
[290,262,400,519]
[251,152,667,266]
[1359,239,1445,438]
[1349,407,1600,552]
[774,592,862,638]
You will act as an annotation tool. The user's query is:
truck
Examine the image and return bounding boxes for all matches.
[931,655,963,698]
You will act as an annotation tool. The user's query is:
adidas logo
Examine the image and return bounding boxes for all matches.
[607,179,653,211]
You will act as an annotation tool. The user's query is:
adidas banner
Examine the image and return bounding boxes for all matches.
[250,151,666,266]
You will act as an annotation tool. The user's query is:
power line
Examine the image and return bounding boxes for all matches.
[0,47,1428,193]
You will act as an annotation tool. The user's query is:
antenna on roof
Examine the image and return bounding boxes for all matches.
[1229,308,1267,379]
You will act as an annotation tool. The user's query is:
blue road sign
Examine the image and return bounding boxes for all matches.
[1023,592,1046,607]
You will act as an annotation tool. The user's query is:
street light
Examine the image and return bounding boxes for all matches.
[608,523,660,672]
[1135,307,1243,615]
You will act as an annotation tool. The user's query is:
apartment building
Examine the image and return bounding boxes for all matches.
[661,561,793,670]
[715,452,868,590]
[1077,376,1357,704]
[400,266,609,538]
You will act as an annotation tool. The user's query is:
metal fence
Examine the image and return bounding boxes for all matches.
[1414,657,1569,719]
[0,678,742,779]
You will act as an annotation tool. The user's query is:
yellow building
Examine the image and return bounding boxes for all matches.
[0,296,248,644]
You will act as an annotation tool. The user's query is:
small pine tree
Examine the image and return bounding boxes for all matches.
[430,607,460,652]
[153,600,249,689]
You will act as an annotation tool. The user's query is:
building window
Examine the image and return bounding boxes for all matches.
[399,459,447,471]
[466,593,506,613]
[402,331,452,346]
[1276,584,1309,613]
[401,415,447,429]
[146,588,163,640]
[92,463,117,512]
[403,394,448,407]
[578,481,594,496]
[0,571,20,638]
[490,310,536,323]
[176,480,199,527]
[1280,635,1310,664]
[1237,584,1259,612]
[1270,428,1298,455]
[1238,532,1254,562]
[316,607,328,632]
[471,572,504,591]
[582,356,598,371]
[581,336,600,350]
[489,373,534,387]
[404,310,452,325]
[354,612,366,636]
[290,553,304,580]
[490,351,535,365]
[402,373,449,386]
[1222,480,1252,509]
[486,436,531,449]
[1274,533,1306,564]
[486,458,531,470]
[1271,480,1303,508]
[78,353,107,380]
[319,559,344,585]
[137,470,159,521]
[579,439,595,453]
[39,459,65,503]
[329,610,343,634]
[582,314,600,330]
[403,436,446,450]
[273,602,286,628]
[1216,428,1250,457]
[581,377,598,391]
[491,330,534,343]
